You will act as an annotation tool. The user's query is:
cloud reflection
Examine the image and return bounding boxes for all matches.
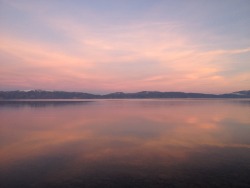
[1,99,250,187]
[1,100,250,166]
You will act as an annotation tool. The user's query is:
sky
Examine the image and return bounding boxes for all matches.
[0,0,250,94]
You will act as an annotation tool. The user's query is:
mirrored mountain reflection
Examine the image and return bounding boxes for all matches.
[0,99,250,188]
[0,100,94,108]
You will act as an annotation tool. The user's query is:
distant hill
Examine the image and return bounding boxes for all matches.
[0,90,98,99]
[230,90,250,96]
[0,90,249,99]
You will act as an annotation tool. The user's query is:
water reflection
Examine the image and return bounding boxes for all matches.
[0,100,94,108]
[0,99,250,188]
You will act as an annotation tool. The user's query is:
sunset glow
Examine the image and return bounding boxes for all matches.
[1,0,250,93]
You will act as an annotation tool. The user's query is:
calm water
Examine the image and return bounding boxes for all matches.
[0,99,250,188]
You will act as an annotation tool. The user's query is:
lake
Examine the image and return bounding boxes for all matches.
[0,99,250,188]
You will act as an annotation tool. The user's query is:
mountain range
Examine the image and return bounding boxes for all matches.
[0,90,250,99]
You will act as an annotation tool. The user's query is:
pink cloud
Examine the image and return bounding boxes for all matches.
[1,1,250,93]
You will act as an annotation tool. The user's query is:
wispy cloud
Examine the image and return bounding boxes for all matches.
[0,0,250,93]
